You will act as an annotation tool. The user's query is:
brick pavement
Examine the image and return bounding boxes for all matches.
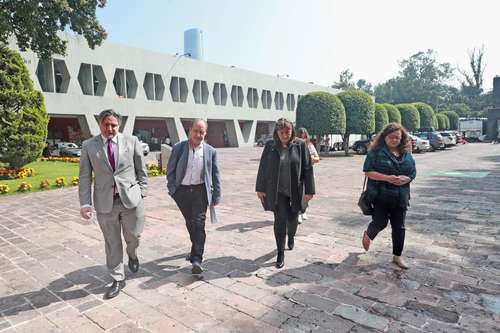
[0,144,499,332]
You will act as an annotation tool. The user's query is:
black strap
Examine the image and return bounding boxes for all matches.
[362,176,368,192]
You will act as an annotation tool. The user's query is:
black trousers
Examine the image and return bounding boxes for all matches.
[367,198,406,256]
[273,193,299,252]
[173,184,208,263]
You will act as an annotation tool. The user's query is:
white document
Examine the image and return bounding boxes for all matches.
[209,205,218,224]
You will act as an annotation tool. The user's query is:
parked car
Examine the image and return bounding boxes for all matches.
[352,139,371,154]
[449,131,463,144]
[409,134,430,153]
[439,132,457,147]
[60,147,81,157]
[140,141,150,156]
[50,142,80,156]
[415,132,444,151]
[256,135,273,147]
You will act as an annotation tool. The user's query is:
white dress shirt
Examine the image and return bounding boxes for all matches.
[181,142,205,185]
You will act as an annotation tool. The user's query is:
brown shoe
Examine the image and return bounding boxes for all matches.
[392,256,409,269]
[362,231,371,251]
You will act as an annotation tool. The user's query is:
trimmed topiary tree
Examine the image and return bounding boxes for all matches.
[296,91,346,149]
[375,103,389,133]
[412,102,436,129]
[383,103,401,124]
[436,113,449,130]
[337,90,375,155]
[440,111,459,130]
[0,46,48,168]
[396,103,420,132]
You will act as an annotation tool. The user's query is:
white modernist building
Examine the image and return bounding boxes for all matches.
[11,34,339,148]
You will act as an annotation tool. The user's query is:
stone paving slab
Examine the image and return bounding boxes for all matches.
[0,144,499,332]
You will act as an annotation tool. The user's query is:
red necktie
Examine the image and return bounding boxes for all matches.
[107,139,115,171]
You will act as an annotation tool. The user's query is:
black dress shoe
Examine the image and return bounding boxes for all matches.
[128,257,139,273]
[192,261,203,274]
[288,238,295,250]
[276,251,285,269]
[104,280,125,299]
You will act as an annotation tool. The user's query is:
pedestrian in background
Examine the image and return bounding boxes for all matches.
[296,128,319,223]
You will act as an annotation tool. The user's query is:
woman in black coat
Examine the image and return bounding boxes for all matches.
[256,118,315,268]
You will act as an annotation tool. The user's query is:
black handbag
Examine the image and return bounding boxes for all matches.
[358,176,374,215]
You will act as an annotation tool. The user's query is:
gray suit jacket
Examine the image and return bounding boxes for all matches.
[79,133,148,214]
[166,140,221,206]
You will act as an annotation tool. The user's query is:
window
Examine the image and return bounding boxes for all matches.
[113,68,137,99]
[213,83,228,106]
[261,90,272,109]
[36,59,70,93]
[169,76,188,102]
[192,79,209,104]
[143,73,164,101]
[247,88,259,108]
[231,85,244,107]
[78,63,106,96]
[286,93,295,111]
[275,91,284,110]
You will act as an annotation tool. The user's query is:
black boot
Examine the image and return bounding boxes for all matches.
[276,251,285,269]
[288,237,294,250]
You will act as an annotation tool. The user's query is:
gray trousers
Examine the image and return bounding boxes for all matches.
[96,197,144,281]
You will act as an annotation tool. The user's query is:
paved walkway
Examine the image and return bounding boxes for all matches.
[0,144,499,332]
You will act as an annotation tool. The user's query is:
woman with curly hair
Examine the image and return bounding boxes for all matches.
[361,123,416,269]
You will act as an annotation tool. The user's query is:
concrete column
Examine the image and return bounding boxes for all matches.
[224,119,257,147]
[121,114,135,135]
[166,117,187,144]
[240,120,257,146]
[224,119,240,147]
[84,113,100,136]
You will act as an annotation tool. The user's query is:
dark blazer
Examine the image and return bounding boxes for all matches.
[166,140,221,206]
[256,139,315,213]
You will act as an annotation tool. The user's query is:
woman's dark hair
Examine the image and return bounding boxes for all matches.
[369,122,411,153]
[296,127,310,143]
[273,118,296,145]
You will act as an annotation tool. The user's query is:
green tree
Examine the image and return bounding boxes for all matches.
[332,69,355,90]
[296,92,346,149]
[383,103,401,124]
[436,113,450,130]
[374,50,455,108]
[337,90,375,155]
[396,104,420,132]
[436,102,472,117]
[356,79,373,95]
[440,111,459,130]
[0,46,48,168]
[412,102,436,129]
[375,104,389,133]
[0,0,107,59]
[459,46,485,101]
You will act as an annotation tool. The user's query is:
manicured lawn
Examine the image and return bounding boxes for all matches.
[0,160,80,196]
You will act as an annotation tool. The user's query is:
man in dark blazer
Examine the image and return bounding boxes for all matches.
[167,119,221,274]
[79,109,148,299]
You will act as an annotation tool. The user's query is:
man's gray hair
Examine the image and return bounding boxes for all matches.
[191,118,208,129]
[98,109,122,123]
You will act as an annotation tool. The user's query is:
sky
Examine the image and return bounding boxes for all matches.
[96,0,499,91]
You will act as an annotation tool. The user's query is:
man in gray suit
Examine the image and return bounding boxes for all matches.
[79,109,148,299]
[167,119,221,274]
